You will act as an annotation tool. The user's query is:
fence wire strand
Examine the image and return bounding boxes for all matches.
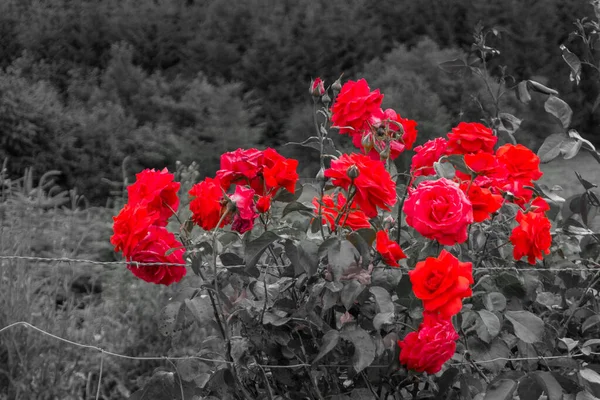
[0,254,597,272]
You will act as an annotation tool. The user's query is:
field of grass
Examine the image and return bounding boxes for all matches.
[538,151,600,200]
[0,171,190,399]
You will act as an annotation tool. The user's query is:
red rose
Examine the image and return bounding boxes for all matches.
[398,312,459,374]
[510,211,552,264]
[217,148,299,196]
[216,148,264,191]
[256,195,272,214]
[456,153,509,184]
[189,177,231,231]
[354,108,418,160]
[447,122,497,154]
[229,185,258,234]
[310,77,325,97]
[460,182,503,223]
[529,197,550,214]
[127,168,180,226]
[325,153,397,218]
[331,79,383,136]
[262,149,299,194]
[496,144,543,183]
[376,230,406,267]
[410,138,448,177]
[409,250,474,318]
[111,204,159,257]
[403,178,473,245]
[313,193,371,231]
[127,226,186,286]
[491,179,534,209]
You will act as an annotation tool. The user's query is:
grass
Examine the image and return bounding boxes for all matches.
[538,151,600,200]
[0,168,187,400]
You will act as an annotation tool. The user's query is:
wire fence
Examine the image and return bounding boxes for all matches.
[1,254,600,398]
[0,254,598,272]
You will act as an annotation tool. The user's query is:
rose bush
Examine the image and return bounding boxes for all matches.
[111,36,600,398]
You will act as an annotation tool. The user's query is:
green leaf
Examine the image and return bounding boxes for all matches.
[561,44,582,85]
[517,81,532,104]
[436,368,460,400]
[545,95,573,129]
[347,231,371,268]
[560,138,583,160]
[467,337,510,373]
[443,154,473,176]
[372,267,404,292]
[569,130,596,152]
[340,327,376,373]
[369,286,394,314]
[219,253,244,266]
[313,330,340,364]
[328,239,359,282]
[434,160,456,179]
[282,201,314,217]
[518,376,543,400]
[340,280,365,310]
[527,80,559,96]
[498,113,522,134]
[538,133,567,163]
[285,239,319,276]
[483,379,517,400]
[505,311,544,343]
[185,296,214,324]
[129,370,194,400]
[478,310,501,339]
[576,391,600,400]
[583,315,600,333]
[273,185,303,203]
[245,231,280,269]
[581,369,600,398]
[532,371,564,400]
[373,312,394,330]
[159,302,183,337]
[483,292,507,312]
[575,171,598,190]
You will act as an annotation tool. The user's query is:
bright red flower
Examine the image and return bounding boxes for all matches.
[313,193,371,231]
[403,178,473,246]
[111,204,159,258]
[216,148,264,189]
[456,153,509,183]
[529,197,550,214]
[398,312,459,374]
[491,179,534,208]
[331,79,383,136]
[217,148,298,196]
[262,149,299,194]
[189,177,231,231]
[229,185,258,234]
[496,144,543,183]
[127,226,186,286]
[353,108,418,160]
[460,182,503,222]
[446,122,497,155]
[325,153,397,218]
[376,230,406,267]
[256,195,272,214]
[510,211,552,264]
[409,250,474,318]
[127,168,180,226]
[410,138,449,177]
[310,77,325,97]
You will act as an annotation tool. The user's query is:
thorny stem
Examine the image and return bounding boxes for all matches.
[560,268,600,336]
[395,176,412,244]
[210,209,254,400]
[314,99,327,240]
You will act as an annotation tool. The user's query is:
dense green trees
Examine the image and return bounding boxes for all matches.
[0,0,596,203]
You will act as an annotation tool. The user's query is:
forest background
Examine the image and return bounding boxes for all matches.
[1,0,599,205]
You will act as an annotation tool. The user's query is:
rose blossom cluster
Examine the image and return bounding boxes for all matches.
[406,121,552,265]
[331,78,418,161]
[111,168,187,285]
[189,148,299,234]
